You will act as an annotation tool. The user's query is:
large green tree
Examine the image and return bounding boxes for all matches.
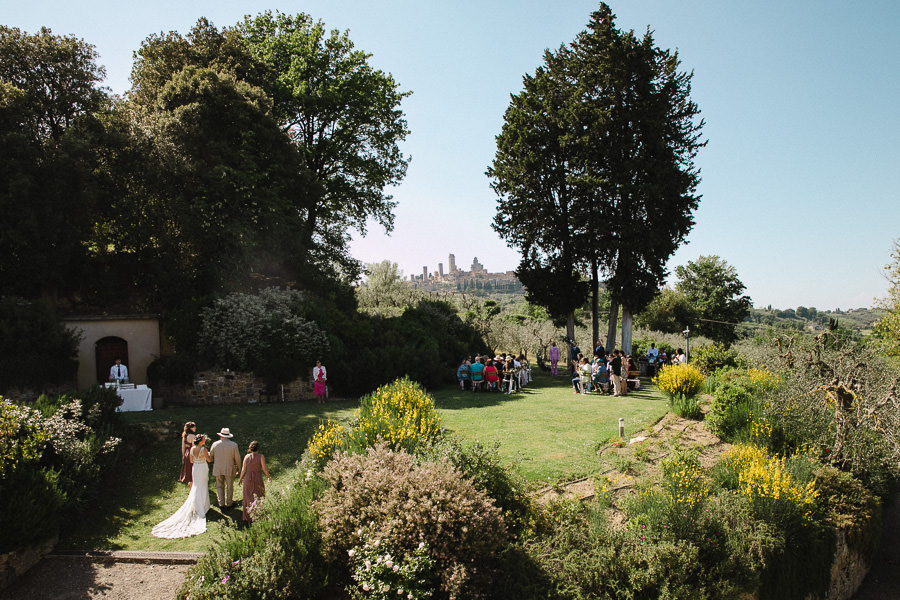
[487,47,590,356]
[488,4,704,354]
[115,13,410,303]
[674,255,751,345]
[571,6,704,351]
[238,11,411,281]
[0,26,109,301]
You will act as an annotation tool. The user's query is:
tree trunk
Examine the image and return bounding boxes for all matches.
[621,308,633,355]
[591,258,600,350]
[606,299,618,351]
[567,310,576,364]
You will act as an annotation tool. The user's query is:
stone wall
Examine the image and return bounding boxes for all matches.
[153,370,320,407]
[0,536,57,591]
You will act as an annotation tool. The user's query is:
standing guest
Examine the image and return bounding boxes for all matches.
[594,339,607,359]
[610,350,624,397]
[660,350,668,365]
[238,440,271,523]
[109,357,129,382]
[673,348,686,365]
[456,357,470,390]
[646,343,659,377]
[548,342,560,376]
[209,427,242,510]
[179,422,197,487]
[313,359,327,404]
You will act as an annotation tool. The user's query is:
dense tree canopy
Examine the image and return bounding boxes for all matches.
[0,26,110,301]
[675,255,751,345]
[238,11,411,280]
[488,4,704,352]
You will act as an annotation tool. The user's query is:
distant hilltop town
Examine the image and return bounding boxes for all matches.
[411,253,523,294]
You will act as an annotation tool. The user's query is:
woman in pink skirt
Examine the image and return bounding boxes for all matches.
[238,440,271,522]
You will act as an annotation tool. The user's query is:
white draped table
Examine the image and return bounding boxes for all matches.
[113,384,153,412]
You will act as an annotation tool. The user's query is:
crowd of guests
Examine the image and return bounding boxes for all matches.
[457,353,532,393]
[455,340,687,398]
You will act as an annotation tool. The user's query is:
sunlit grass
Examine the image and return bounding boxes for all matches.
[59,370,668,551]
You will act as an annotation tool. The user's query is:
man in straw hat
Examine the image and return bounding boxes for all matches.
[209,427,242,509]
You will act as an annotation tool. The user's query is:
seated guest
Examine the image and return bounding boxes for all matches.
[627,356,640,379]
[593,356,609,393]
[457,357,470,390]
[578,358,592,394]
[503,358,518,393]
[469,356,485,391]
[571,359,582,394]
[484,360,499,390]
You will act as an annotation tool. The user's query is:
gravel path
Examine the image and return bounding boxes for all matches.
[0,554,194,600]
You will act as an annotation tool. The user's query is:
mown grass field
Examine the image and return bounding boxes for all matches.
[59,370,668,553]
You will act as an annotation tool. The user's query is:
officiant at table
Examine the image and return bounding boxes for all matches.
[109,357,129,383]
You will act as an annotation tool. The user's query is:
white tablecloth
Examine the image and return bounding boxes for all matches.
[116,385,152,412]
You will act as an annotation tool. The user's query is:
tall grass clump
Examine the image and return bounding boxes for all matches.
[669,393,703,420]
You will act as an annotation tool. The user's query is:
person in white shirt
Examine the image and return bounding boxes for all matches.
[110,357,129,382]
[646,343,659,376]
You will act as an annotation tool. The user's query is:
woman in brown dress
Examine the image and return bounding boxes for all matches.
[179,422,197,487]
[238,440,271,522]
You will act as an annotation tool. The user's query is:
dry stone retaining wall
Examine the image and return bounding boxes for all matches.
[153,369,319,407]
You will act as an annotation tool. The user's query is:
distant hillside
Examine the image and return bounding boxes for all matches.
[745,306,884,334]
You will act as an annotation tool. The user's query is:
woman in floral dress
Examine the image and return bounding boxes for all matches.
[178,422,196,486]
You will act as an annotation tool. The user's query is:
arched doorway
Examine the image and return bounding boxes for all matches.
[95,337,129,384]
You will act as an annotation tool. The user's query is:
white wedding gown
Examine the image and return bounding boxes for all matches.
[152,447,210,538]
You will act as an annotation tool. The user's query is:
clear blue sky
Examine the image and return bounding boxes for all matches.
[7,0,899,310]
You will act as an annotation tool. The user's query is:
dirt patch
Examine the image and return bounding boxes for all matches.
[0,556,191,600]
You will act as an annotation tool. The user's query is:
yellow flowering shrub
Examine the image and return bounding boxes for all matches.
[653,363,705,398]
[307,420,346,470]
[627,452,709,538]
[349,377,442,454]
[720,444,819,525]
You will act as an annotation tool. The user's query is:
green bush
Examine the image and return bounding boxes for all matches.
[316,443,507,598]
[147,353,198,386]
[707,382,757,439]
[178,475,328,600]
[690,344,747,375]
[0,467,66,551]
[419,436,533,535]
[0,297,80,392]
[198,287,330,383]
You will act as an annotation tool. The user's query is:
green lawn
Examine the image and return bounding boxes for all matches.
[433,371,669,483]
[60,371,668,552]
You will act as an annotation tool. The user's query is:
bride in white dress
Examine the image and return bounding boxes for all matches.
[152,434,211,538]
